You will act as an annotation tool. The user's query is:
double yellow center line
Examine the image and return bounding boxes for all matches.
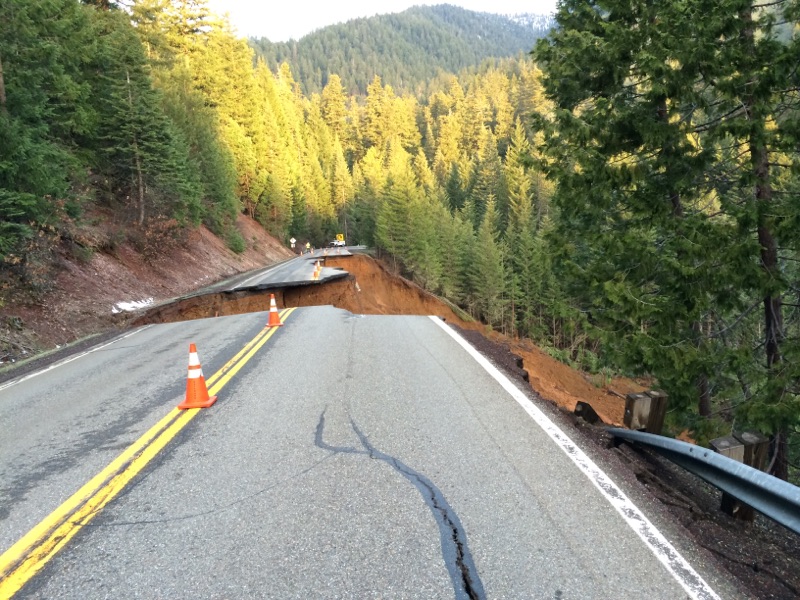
[0,307,297,597]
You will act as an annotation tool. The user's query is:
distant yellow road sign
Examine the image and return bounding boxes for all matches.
[336,233,344,242]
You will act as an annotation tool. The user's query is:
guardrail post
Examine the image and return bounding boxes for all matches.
[624,390,668,434]
[709,436,746,517]
[732,431,771,521]
[710,431,769,521]
[734,430,770,471]
[624,393,651,431]
[644,390,668,434]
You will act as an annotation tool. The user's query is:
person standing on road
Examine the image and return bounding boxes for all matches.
[305,241,311,254]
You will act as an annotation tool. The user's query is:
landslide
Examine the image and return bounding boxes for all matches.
[130,253,637,426]
[1,219,798,599]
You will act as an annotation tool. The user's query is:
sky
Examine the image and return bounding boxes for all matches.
[206,1,558,42]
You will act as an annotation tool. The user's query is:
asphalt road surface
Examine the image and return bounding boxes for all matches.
[0,307,738,599]
[199,249,353,294]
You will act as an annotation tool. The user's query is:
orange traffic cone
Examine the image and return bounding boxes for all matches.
[267,294,283,327]
[177,343,218,409]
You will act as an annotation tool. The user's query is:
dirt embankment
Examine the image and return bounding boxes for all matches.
[312,255,643,425]
[4,214,638,426]
[1,214,293,360]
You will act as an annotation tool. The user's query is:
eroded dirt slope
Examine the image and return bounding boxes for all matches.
[1,214,293,357]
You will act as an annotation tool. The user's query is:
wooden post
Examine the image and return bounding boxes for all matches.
[709,435,745,517]
[730,431,770,521]
[710,433,769,522]
[623,391,668,433]
[709,435,745,461]
[644,390,668,435]
[734,431,770,471]
[623,393,651,430]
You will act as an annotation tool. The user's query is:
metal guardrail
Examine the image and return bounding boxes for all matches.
[608,428,800,535]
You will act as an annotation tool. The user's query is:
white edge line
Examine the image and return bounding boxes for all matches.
[0,326,151,393]
[430,316,721,600]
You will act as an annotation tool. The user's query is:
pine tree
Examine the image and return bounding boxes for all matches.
[89,8,200,226]
[0,0,94,269]
[695,0,800,478]
[505,121,538,337]
[470,197,507,329]
[130,0,239,235]
[375,140,417,269]
[329,137,354,210]
[363,76,390,151]
[468,127,506,231]
[535,0,800,473]
[321,74,348,141]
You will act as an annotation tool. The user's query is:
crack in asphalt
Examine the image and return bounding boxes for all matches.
[315,410,486,600]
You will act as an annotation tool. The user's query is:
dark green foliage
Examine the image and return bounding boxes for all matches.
[250,6,553,96]
[87,9,202,225]
[534,0,800,478]
[0,0,93,273]
[1,0,213,279]
[470,197,507,328]
[290,187,309,239]
[226,229,246,254]
[158,69,239,233]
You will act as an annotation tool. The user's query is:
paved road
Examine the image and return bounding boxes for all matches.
[0,308,737,599]
[196,249,353,294]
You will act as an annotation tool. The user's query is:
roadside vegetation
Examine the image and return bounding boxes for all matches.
[0,0,797,481]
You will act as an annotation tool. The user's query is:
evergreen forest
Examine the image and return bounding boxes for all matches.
[0,0,798,481]
[249,5,554,95]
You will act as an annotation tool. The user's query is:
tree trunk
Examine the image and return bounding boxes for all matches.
[697,373,712,417]
[133,139,145,226]
[0,54,7,116]
[770,431,789,481]
[748,107,782,371]
[753,140,782,368]
[741,4,785,478]
[659,96,713,416]
[126,69,146,226]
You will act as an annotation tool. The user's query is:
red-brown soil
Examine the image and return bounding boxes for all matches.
[1,214,293,358]
[121,251,643,426]
[321,255,644,426]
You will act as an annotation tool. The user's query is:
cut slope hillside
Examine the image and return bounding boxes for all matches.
[0,213,293,363]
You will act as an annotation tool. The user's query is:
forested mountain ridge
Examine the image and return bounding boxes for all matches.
[249,4,555,95]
